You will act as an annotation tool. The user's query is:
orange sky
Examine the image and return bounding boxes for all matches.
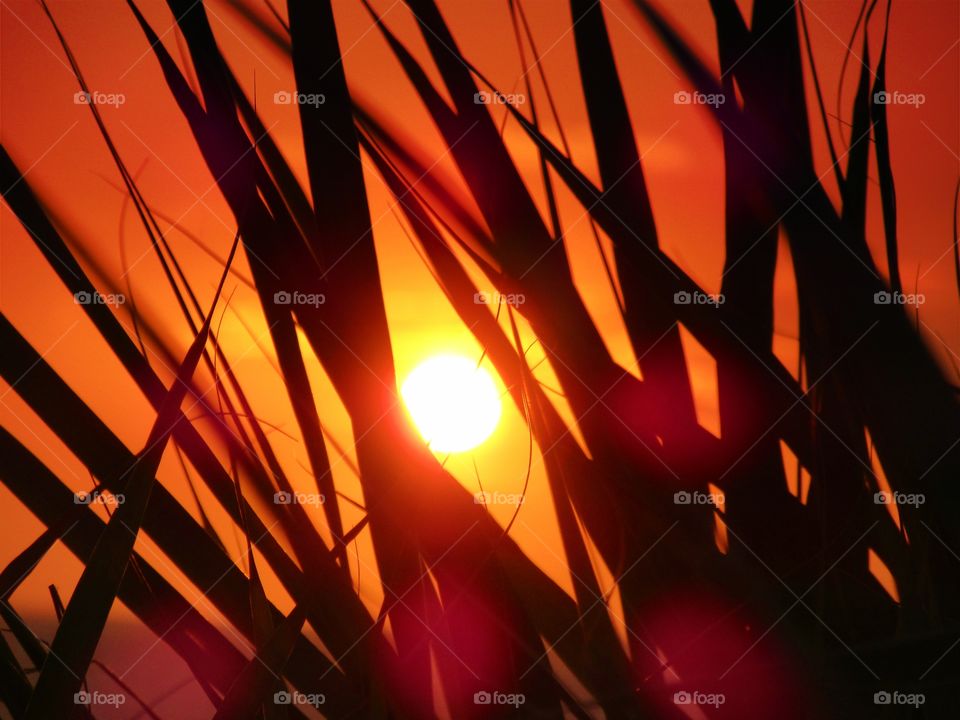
[1,0,958,716]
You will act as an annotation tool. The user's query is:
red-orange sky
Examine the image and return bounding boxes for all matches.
[1,1,958,717]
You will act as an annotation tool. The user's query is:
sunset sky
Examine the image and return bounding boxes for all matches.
[1,1,958,716]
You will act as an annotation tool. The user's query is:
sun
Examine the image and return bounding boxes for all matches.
[401,355,502,453]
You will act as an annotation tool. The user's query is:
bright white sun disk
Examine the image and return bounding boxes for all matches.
[401,355,501,452]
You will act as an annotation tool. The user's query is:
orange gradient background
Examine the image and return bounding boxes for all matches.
[1,1,957,716]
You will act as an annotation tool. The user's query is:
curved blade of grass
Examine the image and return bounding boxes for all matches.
[0,426,245,702]
[840,17,874,251]
[229,459,285,720]
[797,1,844,190]
[355,17,820,477]
[211,605,307,720]
[362,83,816,472]
[126,0,356,581]
[0,602,47,677]
[91,659,166,720]
[42,0,345,583]
[631,1,960,616]
[0,525,75,601]
[1,145,372,702]
[870,0,902,294]
[570,0,697,437]
[363,1,643,451]
[0,628,31,717]
[359,127,638,713]
[709,0,818,590]
[22,233,240,720]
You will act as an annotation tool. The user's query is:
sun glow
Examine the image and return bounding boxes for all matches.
[401,355,502,453]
